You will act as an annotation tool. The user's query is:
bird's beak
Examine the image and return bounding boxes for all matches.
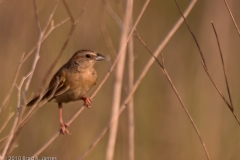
[95,53,105,61]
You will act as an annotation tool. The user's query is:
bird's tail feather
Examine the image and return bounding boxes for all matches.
[26,89,53,107]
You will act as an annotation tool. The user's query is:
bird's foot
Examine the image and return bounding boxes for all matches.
[60,123,70,135]
[81,97,92,108]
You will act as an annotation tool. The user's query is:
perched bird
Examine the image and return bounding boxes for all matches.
[27,50,105,134]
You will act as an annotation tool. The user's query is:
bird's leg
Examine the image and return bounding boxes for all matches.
[58,103,69,134]
[81,97,92,108]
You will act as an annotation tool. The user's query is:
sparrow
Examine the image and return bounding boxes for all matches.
[27,50,105,134]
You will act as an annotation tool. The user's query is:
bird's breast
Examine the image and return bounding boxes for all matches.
[54,68,97,103]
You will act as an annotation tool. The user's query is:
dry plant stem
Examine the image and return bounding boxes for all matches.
[224,0,240,36]
[61,0,75,24]
[19,86,68,130]
[175,0,206,66]
[23,0,60,63]
[175,0,240,124]
[2,78,64,150]
[0,52,25,115]
[106,0,133,159]
[20,0,43,121]
[32,0,149,157]
[134,32,211,160]
[211,22,240,123]
[33,0,41,31]
[100,19,117,57]
[0,59,29,160]
[127,34,135,160]
[104,0,123,29]
[2,0,70,156]
[8,80,62,156]
[126,0,150,43]
[78,1,197,159]
[211,22,233,108]
[116,0,124,19]
[6,73,33,155]
[42,18,70,41]
[202,65,240,124]
[3,77,63,153]
[0,113,14,134]
[5,0,59,154]
[0,53,25,158]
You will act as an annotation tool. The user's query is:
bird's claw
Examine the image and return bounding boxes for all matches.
[82,97,92,108]
[60,123,70,135]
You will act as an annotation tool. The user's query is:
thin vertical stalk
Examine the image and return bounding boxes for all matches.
[105,0,134,159]
[127,33,134,160]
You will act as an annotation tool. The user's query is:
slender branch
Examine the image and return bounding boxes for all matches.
[104,0,123,29]
[0,64,30,160]
[224,0,240,36]
[0,52,25,115]
[42,18,70,42]
[42,0,60,33]
[5,0,57,154]
[0,52,25,158]
[33,0,42,31]
[211,22,233,108]
[126,0,150,43]
[134,31,211,160]
[106,0,133,159]
[175,0,206,66]
[0,112,14,134]
[78,1,197,159]
[100,17,117,57]
[175,0,240,124]
[127,26,135,160]
[61,0,75,24]
[22,17,69,63]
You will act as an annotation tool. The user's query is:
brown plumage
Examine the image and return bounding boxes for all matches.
[27,50,105,134]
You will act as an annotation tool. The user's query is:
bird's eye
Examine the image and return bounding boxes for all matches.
[86,54,90,58]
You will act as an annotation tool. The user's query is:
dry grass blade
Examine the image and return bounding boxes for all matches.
[224,0,240,36]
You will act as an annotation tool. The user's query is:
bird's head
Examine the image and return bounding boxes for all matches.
[70,50,105,69]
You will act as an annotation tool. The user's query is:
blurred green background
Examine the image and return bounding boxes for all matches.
[1,0,240,159]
